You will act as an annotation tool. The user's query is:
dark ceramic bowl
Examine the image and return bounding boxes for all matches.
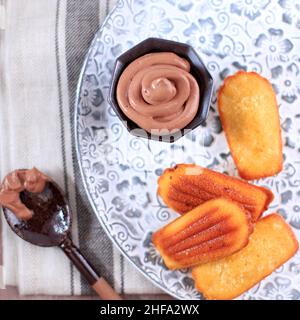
[108,38,214,143]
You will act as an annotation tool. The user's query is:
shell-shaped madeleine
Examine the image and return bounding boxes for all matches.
[152,198,253,270]
[158,164,273,222]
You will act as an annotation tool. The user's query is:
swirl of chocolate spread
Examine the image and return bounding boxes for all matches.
[0,168,49,220]
[116,52,200,134]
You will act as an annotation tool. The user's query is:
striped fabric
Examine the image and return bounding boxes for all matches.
[0,0,161,296]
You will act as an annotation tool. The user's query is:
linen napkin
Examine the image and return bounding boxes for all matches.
[0,0,161,296]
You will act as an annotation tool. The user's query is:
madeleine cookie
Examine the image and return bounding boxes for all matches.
[218,71,283,180]
[192,214,298,300]
[158,164,273,222]
[152,198,253,270]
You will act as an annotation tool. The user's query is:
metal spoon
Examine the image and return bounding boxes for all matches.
[2,179,121,300]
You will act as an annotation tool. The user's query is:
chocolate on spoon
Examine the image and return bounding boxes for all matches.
[0,168,121,300]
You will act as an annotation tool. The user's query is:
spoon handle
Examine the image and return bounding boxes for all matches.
[60,237,122,300]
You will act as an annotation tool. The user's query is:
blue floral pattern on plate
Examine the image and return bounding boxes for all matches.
[75,0,300,299]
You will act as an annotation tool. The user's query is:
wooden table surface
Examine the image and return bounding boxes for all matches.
[0,212,171,300]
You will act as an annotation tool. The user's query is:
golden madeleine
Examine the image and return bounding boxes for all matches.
[217,71,283,180]
[158,164,273,222]
[192,214,299,300]
[152,198,252,270]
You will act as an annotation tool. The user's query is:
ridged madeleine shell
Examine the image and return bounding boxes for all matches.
[152,198,253,269]
[158,164,273,222]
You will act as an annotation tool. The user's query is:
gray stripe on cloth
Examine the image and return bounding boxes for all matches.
[55,0,74,295]
[106,0,109,15]
[65,0,114,295]
[120,254,124,295]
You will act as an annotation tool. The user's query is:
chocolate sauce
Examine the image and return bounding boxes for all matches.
[4,181,71,247]
[116,52,200,134]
